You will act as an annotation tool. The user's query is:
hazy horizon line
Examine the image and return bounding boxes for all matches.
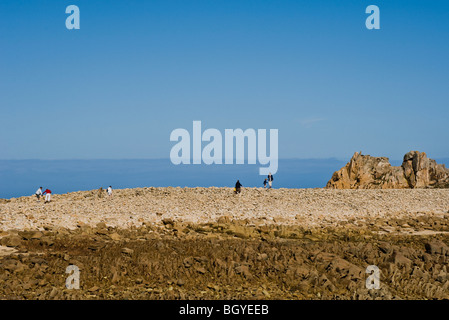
[0,157,345,161]
[2,156,449,162]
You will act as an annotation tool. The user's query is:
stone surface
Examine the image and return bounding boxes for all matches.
[1,187,449,231]
[121,248,134,255]
[1,185,449,300]
[326,151,449,189]
[0,245,18,257]
[0,216,448,299]
[425,241,449,256]
[1,235,22,247]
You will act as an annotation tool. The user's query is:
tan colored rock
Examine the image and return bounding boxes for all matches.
[109,233,121,241]
[327,151,449,189]
[19,231,43,240]
[1,235,22,247]
[217,216,232,224]
[97,188,105,199]
[402,151,449,188]
[425,241,449,256]
[121,247,134,255]
[0,245,18,257]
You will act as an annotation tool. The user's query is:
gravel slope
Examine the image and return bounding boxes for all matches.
[1,187,449,231]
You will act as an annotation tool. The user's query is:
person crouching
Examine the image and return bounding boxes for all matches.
[35,187,43,201]
[43,188,52,203]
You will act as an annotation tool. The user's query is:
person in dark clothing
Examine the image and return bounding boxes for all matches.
[234,180,242,194]
[268,173,274,188]
[263,179,267,188]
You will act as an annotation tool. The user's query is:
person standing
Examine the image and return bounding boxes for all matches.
[43,188,52,203]
[234,180,242,194]
[35,187,43,200]
[107,186,113,197]
[263,179,267,188]
[268,173,274,189]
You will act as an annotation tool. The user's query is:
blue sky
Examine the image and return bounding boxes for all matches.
[1,0,448,161]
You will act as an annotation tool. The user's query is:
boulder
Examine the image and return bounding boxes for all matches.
[19,231,43,240]
[326,151,449,189]
[121,247,134,255]
[96,222,107,229]
[388,250,412,267]
[425,241,449,256]
[97,188,104,199]
[0,246,18,257]
[109,233,121,241]
[1,235,22,247]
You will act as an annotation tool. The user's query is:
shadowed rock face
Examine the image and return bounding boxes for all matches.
[326,151,449,189]
[1,216,449,300]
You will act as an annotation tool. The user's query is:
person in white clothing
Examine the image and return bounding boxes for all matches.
[107,186,113,197]
[35,187,43,200]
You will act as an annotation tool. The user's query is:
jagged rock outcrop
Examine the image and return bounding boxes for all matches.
[326,151,449,189]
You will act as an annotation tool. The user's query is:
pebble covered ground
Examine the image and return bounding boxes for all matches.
[1,187,449,231]
[1,187,449,300]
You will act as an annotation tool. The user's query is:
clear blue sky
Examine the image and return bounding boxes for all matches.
[1,0,448,161]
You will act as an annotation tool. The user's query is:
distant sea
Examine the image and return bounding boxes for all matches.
[1,158,448,199]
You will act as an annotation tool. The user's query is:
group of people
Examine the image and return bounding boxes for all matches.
[34,185,114,203]
[35,187,52,203]
[34,174,272,200]
[34,176,270,199]
[234,172,274,194]
[264,173,274,189]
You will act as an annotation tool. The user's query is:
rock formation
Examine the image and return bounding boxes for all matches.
[326,151,449,189]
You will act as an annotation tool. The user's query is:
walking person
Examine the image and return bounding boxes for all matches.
[43,188,52,203]
[263,179,267,188]
[107,186,113,197]
[234,180,242,194]
[268,173,274,189]
[35,187,43,201]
